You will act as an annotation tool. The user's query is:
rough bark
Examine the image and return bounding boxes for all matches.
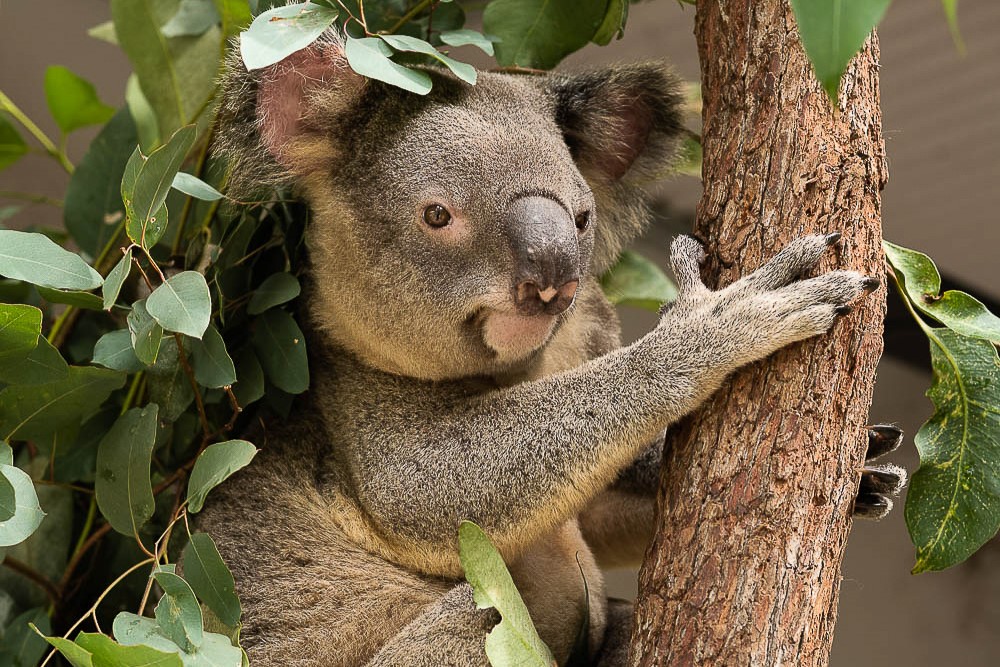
[629,0,887,665]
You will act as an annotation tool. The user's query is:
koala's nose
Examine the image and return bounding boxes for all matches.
[507,196,580,316]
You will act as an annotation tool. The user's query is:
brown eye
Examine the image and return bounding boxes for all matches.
[423,204,452,228]
[575,210,591,232]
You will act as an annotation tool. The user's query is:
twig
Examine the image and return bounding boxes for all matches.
[0,191,63,207]
[2,557,60,605]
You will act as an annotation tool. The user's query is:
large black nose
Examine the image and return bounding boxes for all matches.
[506,196,580,316]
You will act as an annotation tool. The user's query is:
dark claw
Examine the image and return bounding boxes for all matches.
[835,304,852,317]
[862,277,881,292]
[854,493,892,520]
[824,231,842,246]
[866,423,904,460]
[860,464,907,496]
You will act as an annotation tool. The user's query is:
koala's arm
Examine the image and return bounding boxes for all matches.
[334,235,874,575]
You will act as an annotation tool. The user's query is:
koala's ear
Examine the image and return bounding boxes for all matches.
[214,32,365,196]
[546,64,685,183]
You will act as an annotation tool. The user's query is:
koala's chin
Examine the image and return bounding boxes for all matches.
[480,309,558,362]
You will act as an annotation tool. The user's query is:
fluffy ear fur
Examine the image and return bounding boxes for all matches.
[546,65,685,273]
[214,31,365,198]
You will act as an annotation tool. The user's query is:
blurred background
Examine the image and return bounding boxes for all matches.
[1,0,998,664]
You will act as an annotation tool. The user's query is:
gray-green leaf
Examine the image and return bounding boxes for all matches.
[172,172,224,201]
[182,532,241,627]
[146,271,212,339]
[153,570,204,651]
[600,250,678,312]
[439,29,497,57]
[103,247,134,310]
[459,521,555,666]
[246,272,300,315]
[186,440,257,513]
[190,324,237,388]
[76,631,183,667]
[483,0,608,70]
[92,329,145,373]
[163,0,222,37]
[789,0,892,101]
[0,463,45,547]
[123,125,197,249]
[0,304,41,365]
[128,298,164,365]
[0,336,69,386]
[0,231,102,291]
[95,404,158,538]
[344,37,432,95]
[240,2,339,71]
[379,35,476,85]
[251,309,309,394]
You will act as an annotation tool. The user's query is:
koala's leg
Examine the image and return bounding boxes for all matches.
[365,584,497,667]
[592,598,635,667]
[854,424,907,519]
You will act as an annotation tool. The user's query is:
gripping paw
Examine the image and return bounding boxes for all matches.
[853,424,907,520]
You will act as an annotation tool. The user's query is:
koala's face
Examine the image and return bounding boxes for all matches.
[226,40,683,380]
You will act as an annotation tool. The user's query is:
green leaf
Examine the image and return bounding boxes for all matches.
[186,440,257,513]
[600,250,678,312]
[0,443,13,522]
[246,272,300,315]
[905,329,1000,572]
[591,0,627,45]
[0,610,50,666]
[146,271,212,338]
[0,366,126,441]
[0,114,28,172]
[231,347,264,407]
[37,287,106,311]
[0,463,45,547]
[146,337,195,422]
[113,613,240,667]
[88,20,119,45]
[459,521,555,667]
[111,0,220,138]
[483,0,608,69]
[789,0,892,101]
[215,0,253,39]
[38,632,93,667]
[123,125,197,249]
[95,404,158,538]
[172,172,224,201]
[0,231,103,291]
[163,0,222,37]
[182,532,241,627]
[0,336,69,386]
[439,29,497,56]
[941,0,964,53]
[884,241,1000,343]
[93,329,145,373]
[43,66,116,135]
[344,37,433,95]
[103,247,134,310]
[240,2,339,71]
[0,304,41,365]
[190,324,236,388]
[251,309,309,394]
[153,570,204,651]
[76,631,183,667]
[379,35,477,85]
[126,74,161,152]
[64,107,137,257]
[128,299,164,365]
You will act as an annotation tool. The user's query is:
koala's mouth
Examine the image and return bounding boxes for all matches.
[474,308,558,360]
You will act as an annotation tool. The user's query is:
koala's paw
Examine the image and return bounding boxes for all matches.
[666,233,878,367]
[854,424,908,520]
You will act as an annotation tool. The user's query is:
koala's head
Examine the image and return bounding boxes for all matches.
[215,33,683,381]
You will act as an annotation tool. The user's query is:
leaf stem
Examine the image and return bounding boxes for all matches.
[0,90,74,174]
[386,0,435,34]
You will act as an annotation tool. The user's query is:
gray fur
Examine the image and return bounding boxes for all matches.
[200,30,877,666]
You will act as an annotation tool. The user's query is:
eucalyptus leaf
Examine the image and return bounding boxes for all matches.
[240,2,339,71]
[483,0,607,69]
[600,250,678,312]
[103,247,134,310]
[439,29,497,56]
[126,74,160,152]
[43,66,116,135]
[0,461,12,523]
[37,287,106,311]
[186,440,257,513]
[379,35,476,85]
[0,366,125,441]
[172,172,224,201]
[789,0,892,101]
[884,240,1000,343]
[459,521,554,666]
[123,125,197,249]
[153,570,204,651]
[190,324,237,388]
[38,632,94,667]
[0,336,69,386]
[88,20,119,45]
[76,631,183,667]
[344,37,433,95]
[591,0,627,45]
[231,347,264,407]
[0,464,45,548]
[0,231,102,291]
[215,0,254,38]
[95,405,158,538]
[247,272,300,315]
[0,610,49,666]
[113,612,240,667]
[251,309,309,394]
[0,304,41,365]
[941,0,964,52]
[182,532,241,628]
[146,271,212,338]
[92,329,145,373]
[128,299,164,365]
[146,337,195,422]
[0,115,28,172]
[163,0,222,37]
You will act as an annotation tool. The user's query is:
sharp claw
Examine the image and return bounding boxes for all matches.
[866,423,904,460]
[824,231,842,246]
[853,493,893,520]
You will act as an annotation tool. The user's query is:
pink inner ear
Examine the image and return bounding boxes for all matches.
[257,42,352,164]
[597,100,654,181]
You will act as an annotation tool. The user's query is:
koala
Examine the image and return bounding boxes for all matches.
[197,30,905,667]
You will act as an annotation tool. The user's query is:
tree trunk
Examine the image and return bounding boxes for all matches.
[629,0,887,665]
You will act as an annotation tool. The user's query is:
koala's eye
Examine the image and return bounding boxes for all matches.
[575,210,592,232]
[423,204,452,228]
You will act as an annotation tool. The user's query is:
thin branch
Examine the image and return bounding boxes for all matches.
[2,557,60,605]
[0,191,63,207]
